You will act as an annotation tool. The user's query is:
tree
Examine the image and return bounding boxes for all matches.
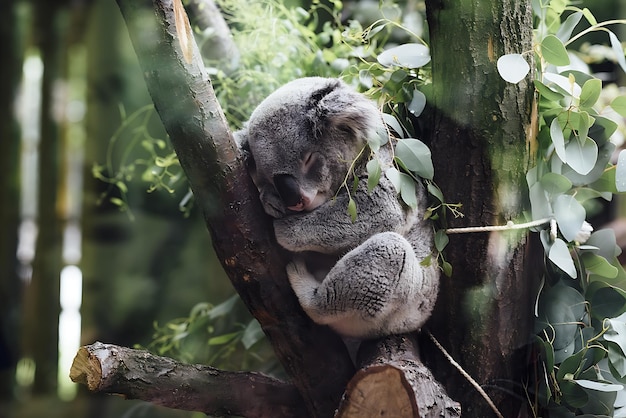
[70,0,626,416]
[424,2,535,416]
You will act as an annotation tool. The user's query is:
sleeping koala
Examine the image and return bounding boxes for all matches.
[235,77,439,339]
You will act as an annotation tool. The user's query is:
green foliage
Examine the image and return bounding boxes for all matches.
[497,1,626,415]
[142,295,281,375]
[92,104,187,218]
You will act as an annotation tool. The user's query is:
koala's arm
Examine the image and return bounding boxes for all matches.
[274,176,412,254]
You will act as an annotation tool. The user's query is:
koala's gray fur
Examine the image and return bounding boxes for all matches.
[235,77,439,339]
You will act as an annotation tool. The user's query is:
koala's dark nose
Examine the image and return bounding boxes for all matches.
[273,174,302,207]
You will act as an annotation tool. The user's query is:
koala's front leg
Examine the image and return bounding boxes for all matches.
[275,178,408,254]
[287,231,438,339]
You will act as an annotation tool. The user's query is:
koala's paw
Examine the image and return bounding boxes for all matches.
[286,257,318,298]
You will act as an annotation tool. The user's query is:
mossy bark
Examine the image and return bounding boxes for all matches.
[424,1,537,416]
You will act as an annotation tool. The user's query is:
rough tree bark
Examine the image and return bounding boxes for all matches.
[111,0,354,415]
[424,1,536,416]
[70,342,307,418]
[71,0,460,416]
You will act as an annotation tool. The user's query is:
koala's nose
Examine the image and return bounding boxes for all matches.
[273,174,302,208]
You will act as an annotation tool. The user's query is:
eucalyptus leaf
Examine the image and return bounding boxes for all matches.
[395,138,434,179]
[208,294,239,319]
[385,166,402,192]
[541,35,571,66]
[575,379,623,393]
[434,229,449,252]
[556,11,583,43]
[427,183,444,203]
[241,320,264,349]
[579,78,602,109]
[616,150,626,193]
[377,43,431,69]
[608,30,626,74]
[565,136,598,175]
[554,194,586,243]
[548,238,577,278]
[366,158,382,193]
[382,113,405,138]
[408,89,427,117]
[588,116,618,146]
[529,182,552,221]
[606,315,626,356]
[540,172,572,196]
[550,118,567,163]
[587,229,621,259]
[535,79,566,102]
[590,285,626,321]
[538,282,585,350]
[581,252,618,279]
[544,72,581,97]
[611,96,626,118]
[399,173,418,208]
[609,342,626,378]
[497,54,530,83]
[358,69,374,89]
[347,197,357,222]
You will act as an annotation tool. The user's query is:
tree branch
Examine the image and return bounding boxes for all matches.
[112,0,354,416]
[336,335,461,418]
[69,342,306,418]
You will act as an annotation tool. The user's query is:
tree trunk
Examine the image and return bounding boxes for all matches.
[424,1,536,416]
[113,0,355,416]
[21,0,66,395]
[0,0,23,401]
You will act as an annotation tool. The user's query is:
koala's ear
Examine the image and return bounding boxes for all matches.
[307,81,379,141]
[234,129,256,171]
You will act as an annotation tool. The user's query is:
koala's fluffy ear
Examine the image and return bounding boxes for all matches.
[234,128,255,172]
[307,80,379,142]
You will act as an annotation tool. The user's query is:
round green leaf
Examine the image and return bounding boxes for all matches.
[554,194,586,243]
[408,89,426,117]
[587,229,620,259]
[540,172,572,196]
[581,252,618,279]
[579,78,602,109]
[610,96,626,118]
[565,136,598,176]
[534,80,565,102]
[549,238,577,278]
[589,284,626,320]
[541,34,571,66]
[377,43,431,69]
[529,182,552,221]
[395,138,434,180]
[434,230,449,252]
[497,54,530,83]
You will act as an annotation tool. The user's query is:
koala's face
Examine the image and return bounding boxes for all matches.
[236,78,381,219]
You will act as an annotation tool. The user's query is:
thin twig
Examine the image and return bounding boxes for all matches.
[445,217,551,234]
[427,331,505,418]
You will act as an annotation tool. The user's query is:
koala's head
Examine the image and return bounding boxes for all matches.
[236,77,382,218]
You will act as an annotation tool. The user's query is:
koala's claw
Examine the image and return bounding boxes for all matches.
[286,258,319,298]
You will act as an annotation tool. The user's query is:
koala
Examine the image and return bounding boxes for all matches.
[235,77,439,339]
